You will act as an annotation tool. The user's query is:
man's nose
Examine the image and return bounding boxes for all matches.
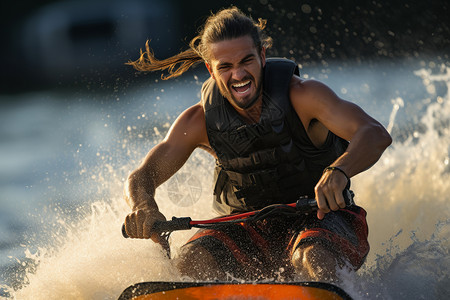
[231,67,246,81]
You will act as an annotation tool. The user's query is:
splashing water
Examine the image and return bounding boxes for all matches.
[8,202,178,299]
[345,64,450,299]
[1,64,449,299]
[1,150,215,299]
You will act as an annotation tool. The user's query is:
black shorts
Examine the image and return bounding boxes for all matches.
[182,205,369,279]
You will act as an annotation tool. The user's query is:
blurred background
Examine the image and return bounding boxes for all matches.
[0,1,449,299]
[0,0,448,93]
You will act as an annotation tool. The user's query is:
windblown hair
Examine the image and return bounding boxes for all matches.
[127,7,273,80]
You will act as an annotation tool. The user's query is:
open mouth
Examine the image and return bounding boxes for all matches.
[231,80,251,94]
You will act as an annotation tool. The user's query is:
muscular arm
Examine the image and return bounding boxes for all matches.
[290,78,392,218]
[124,103,211,239]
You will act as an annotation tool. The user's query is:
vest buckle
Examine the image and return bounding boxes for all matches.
[251,152,261,165]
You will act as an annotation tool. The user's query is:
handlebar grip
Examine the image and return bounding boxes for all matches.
[122,190,355,238]
[122,216,192,239]
[343,189,355,206]
[295,189,354,213]
[152,217,192,232]
[122,224,129,238]
[295,197,318,213]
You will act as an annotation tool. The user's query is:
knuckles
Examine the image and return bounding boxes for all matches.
[125,208,165,240]
[125,209,154,238]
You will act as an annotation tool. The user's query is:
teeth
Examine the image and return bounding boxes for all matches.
[232,80,250,88]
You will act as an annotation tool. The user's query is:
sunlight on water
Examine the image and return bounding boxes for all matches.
[2,64,449,299]
[10,201,178,299]
[346,65,450,299]
[2,149,215,299]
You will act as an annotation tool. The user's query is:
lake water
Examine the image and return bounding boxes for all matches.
[0,57,449,299]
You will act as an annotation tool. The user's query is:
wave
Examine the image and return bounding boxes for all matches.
[2,64,449,299]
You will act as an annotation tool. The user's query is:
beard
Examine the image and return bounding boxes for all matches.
[217,67,264,110]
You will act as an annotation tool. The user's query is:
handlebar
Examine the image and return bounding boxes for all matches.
[121,216,192,238]
[122,190,354,239]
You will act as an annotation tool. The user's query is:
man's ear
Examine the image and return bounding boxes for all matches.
[205,62,215,80]
[260,47,266,68]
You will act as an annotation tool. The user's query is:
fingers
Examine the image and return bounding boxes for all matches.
[142,217,153,238]
[124,213,137,238]
[315,181,341,212]
[335,189,346,209]
[314,167,349,219]
[315,188,330,214]
[124,209,165,240]
[136,210,146,237]
[143,216,163,243]
[317,209,326,220]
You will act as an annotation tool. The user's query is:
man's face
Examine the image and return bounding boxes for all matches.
[206,35,266,110]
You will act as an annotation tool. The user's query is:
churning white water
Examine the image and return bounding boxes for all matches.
[0,61,449,299]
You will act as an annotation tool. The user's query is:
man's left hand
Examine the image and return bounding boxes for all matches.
[314,168,348,219]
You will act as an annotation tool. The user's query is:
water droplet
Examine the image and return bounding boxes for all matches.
[301,4,312,14]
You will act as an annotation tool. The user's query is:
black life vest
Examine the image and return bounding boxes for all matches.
[202,58,348,214]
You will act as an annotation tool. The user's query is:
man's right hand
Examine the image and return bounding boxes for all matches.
[124,208,167,243]
[122,103,209,243]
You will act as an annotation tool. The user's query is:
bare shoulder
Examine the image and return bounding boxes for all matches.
[290,77,341,106]
[289,76,342,127]
[178,102,206,123]
[164,102,210,149]
[167,102,205,129]
[289,75,389,142]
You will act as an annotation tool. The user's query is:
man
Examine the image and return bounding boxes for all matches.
[123,7,392,282]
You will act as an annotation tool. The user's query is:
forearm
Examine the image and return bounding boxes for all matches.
[124,145,166,212]
[331,123,392,178]
[125,167,158,211]
[125,141,193,211]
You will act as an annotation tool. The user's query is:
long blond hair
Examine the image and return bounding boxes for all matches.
[127,7,272,80]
